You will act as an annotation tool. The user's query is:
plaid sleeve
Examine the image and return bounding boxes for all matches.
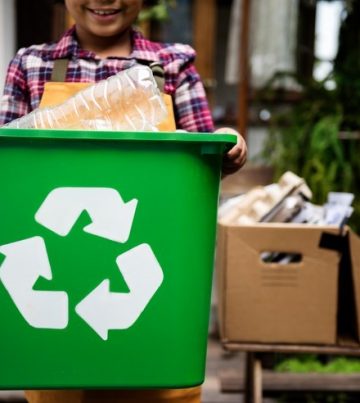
[0,49,30,126]
[174,64,214,133]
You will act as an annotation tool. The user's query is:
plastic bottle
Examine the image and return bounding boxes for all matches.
[6,65,167,131]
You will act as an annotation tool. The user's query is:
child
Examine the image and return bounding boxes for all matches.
[0,0,246,172]
[0,1,247,401]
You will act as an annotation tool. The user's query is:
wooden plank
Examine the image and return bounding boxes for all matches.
[237,0,251,140]
[193,0,216,107]
[223,342,360,356]
[296,0,316,79]
[220,369,360,393]
[253,358,262,403]
[52,3,67,41]
[244,353,260,403]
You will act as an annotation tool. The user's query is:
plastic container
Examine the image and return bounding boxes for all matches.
[0,128,236,389]
[4,65,166,131]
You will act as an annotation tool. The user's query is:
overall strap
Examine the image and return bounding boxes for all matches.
[149,62,165,93]
[51,59,70,82]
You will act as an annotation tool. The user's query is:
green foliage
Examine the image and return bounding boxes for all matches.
[334,0,360,130]
[138,0,176,22]
[261,76,360,231]
[275,355,360,403]
[263,76,356,206]
[262,1,360,230]
[278,392,350,403]
[263,78,360,229]
[276,355,360,373]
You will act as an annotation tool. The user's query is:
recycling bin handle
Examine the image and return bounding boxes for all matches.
[200,143,233,155]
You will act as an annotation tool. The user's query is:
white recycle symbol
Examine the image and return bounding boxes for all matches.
[0,187,164,341]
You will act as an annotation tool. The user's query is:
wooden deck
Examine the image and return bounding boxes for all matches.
[202,336,276,403]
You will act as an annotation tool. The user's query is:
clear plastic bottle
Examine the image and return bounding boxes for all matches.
[6,65,167,131]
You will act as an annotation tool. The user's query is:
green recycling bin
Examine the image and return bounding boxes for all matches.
[0,128,235,389]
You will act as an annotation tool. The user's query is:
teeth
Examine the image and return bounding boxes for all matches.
[93,9,117,15]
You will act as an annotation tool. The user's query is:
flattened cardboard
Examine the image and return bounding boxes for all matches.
[216,223,341,345]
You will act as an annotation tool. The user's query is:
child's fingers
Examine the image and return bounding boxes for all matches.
[214,127,247,175]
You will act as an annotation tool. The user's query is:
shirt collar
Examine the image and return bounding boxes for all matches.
[129,29,160,63]
[52,26,93,60]
[51,25,160,63]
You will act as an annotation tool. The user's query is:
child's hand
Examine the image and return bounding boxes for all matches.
[215,127,247,176]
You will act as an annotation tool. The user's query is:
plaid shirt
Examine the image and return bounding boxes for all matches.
[0,26,214,132]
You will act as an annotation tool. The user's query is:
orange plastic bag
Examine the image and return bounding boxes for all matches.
[25,387,201,403]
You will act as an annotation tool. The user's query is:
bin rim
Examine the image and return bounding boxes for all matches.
[0,128,237,146]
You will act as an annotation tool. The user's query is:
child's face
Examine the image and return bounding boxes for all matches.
[65,0,143,40]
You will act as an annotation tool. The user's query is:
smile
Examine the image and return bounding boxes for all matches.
[89,9,122,16]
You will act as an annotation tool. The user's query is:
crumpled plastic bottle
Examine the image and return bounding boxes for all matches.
[5,65,167,131]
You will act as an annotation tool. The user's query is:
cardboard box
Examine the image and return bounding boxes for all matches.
[337,227,360,344]
[216,223,356,345]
